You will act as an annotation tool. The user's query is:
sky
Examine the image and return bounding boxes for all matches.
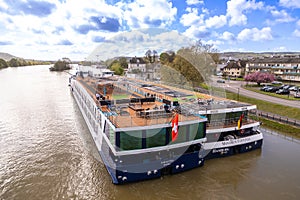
[0,0,300,61]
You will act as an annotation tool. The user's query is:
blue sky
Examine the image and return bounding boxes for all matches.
[0,0,300,61]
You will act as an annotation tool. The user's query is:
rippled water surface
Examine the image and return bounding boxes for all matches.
[0,65,299,200]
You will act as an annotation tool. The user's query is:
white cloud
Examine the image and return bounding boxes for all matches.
[0,0,8,10]
[180,8,204,27]
[226,0,264,26]
[88,29,195,61]
[219,31,235,41]
[201,7,209,15]
[182,24,209,40]
[279,0,300,8]
[293,29,300,37]
[180,8,226,39]
[122,0,177,29]
[270,9,295,23]
[273,46,288,51]
[203,39,223,50]
[237,27,273,41]
[186,0,204,5]
[0,0,125,60]
[297,20,300,27]
[205,15,227,28]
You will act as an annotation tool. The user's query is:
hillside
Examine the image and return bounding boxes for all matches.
[0,52,18,61]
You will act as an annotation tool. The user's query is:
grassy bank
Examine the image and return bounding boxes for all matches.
[225,91,300,121]
[258,117,300,139]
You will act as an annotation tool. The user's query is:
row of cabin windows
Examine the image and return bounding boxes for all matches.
[207,112,247,123]
[104,123,206,151]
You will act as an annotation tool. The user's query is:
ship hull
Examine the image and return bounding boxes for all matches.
[70,76,263,184]
[70,80,205,184]
[201,132,263,159]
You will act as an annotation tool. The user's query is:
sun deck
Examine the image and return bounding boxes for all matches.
[76,76,255,128]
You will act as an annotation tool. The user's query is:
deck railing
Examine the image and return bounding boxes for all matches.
[207,118,258,129]
[107,113,202,128]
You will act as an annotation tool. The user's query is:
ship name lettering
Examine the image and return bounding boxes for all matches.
[221,137,251,146]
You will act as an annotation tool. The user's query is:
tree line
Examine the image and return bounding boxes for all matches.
[0,58,51,69]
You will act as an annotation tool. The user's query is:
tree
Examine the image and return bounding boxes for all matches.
[0,59,8,69]
[160,52,205,88]
[152,50,158,62]
[176,40,217,83]
[110,62,124,75]
[8,58,19,67]
[244,71,275,85]
[145,49,152,63]
[119,57,128,68]
[160,52,170,65]
[49,60,71,71]
[160,41,219,90]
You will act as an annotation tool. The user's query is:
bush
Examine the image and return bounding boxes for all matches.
[49,60,71,71]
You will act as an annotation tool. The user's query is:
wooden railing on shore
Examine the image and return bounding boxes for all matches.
[250,110,300,128]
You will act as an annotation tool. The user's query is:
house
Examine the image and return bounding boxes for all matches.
[246,56,300,81]
[126,57,161,81]
[78,65,114,78]
[223,60,246,78]
[127,57,146,73]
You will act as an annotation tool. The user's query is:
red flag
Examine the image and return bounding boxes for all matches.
[172,114,179,141]
[237,113,244,130]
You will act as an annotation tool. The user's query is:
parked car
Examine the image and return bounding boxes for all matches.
[288,86,299,91]
[294,93,300,98]
[265,86,279,92]
[276,89,290,95]
[271,81,282,85]
[283,85,294,90]
[260,85,271,91]
[217,79,225,83]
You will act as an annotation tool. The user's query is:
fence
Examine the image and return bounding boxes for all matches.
[250,110,300,128]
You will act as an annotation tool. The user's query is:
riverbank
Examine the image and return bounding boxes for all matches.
[225,91,300,121]
[225,90,300,138]
[258,117,300,139]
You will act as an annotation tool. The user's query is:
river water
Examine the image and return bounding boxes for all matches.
[0,65,299,200]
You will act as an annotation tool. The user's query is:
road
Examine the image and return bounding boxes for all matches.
[213,78,300,109]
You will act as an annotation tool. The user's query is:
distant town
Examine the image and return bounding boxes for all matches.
[1,51,300,83]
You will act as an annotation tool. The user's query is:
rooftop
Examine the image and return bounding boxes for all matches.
[76,76,253,128]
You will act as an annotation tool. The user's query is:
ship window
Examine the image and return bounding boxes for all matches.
[109,126,115,146]
[189,123,205,140]
[146,128,166,148]
[170,125,188,144]
[104,120,110,139]
[119,130,143,150]
[225,111,246,121]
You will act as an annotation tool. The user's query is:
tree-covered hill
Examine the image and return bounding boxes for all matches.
[0,52,18,61]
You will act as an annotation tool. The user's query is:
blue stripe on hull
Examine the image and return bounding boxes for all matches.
[171,152,204,174]
[239,139,263,153]
[204,147,234,160]
[106,151,205,184]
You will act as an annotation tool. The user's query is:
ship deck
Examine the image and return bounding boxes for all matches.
[76,76,253,128]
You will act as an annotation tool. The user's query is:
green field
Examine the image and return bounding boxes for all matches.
[226,91,300,121]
